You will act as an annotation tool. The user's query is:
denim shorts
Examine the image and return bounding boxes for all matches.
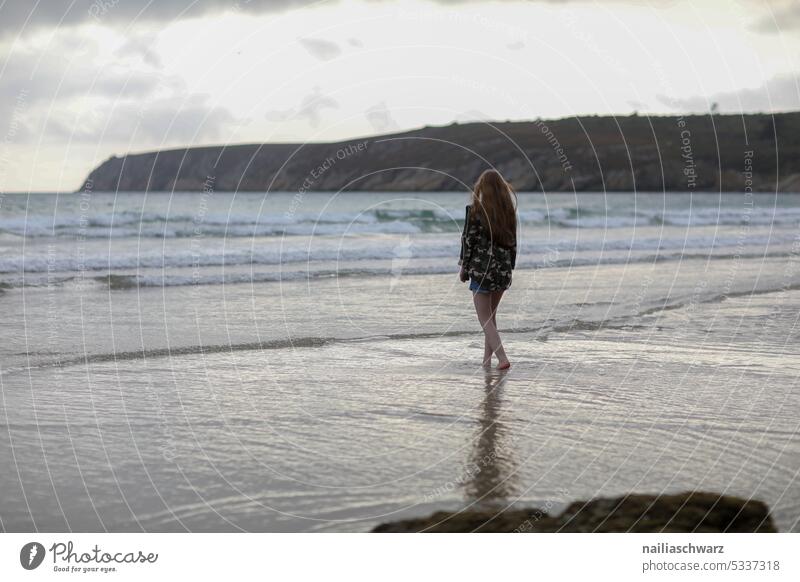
[469,278,492,294]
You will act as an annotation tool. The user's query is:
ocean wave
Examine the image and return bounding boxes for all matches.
[0,243,456,274]
[0,207,459,238]
[4,205,799,238]
[1,249,796,291]
[1,231,796,275]
[0,216,422,238]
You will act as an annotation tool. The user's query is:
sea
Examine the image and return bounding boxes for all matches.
[1,190,798,532]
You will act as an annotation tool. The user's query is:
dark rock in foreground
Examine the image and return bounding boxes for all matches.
[372,492,776,532]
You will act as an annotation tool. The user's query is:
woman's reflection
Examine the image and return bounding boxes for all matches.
[463,370,519,506]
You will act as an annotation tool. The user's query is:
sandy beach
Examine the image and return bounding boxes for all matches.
[1,191,798,532]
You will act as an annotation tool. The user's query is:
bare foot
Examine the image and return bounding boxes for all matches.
[497,361,511,370]
[482,360,492,369]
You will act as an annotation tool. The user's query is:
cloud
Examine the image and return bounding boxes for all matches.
[365,101,398,132]
[114,32,163,68]
[0,0,684,39]
[0,33,233,148]
[0,37,171,107]
[295,86,339,127]
[0,87,32,147]
[0,45,169,142]
[2,0,792,42]
[657,74,800,114]
[264,108,294,123]
[0,0,324,38]
[265,86,339,128]
[298,37,342,61]
[751,0,800,32]
[45,94,236,144]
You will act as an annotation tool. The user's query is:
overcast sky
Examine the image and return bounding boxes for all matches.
[0,0,798,191]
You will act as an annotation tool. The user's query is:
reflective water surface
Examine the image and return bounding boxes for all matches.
[1,192,798,531]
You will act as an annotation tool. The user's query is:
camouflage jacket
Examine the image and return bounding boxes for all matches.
[458,205,517,291]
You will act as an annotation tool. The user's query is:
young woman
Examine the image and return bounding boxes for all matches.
[458,170,518,370]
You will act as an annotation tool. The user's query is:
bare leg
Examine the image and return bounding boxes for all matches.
[490,290,510,369]
[473,291,510,369]
[483,290,504,366]
[490,290,504,328]
[482,334,492,368]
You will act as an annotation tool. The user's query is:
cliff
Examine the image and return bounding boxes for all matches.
[79,112,800,193]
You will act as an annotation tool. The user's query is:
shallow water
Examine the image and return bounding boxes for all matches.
[1,191,799,531]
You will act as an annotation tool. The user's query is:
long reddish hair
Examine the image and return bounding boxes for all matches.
[470,169,517,248]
